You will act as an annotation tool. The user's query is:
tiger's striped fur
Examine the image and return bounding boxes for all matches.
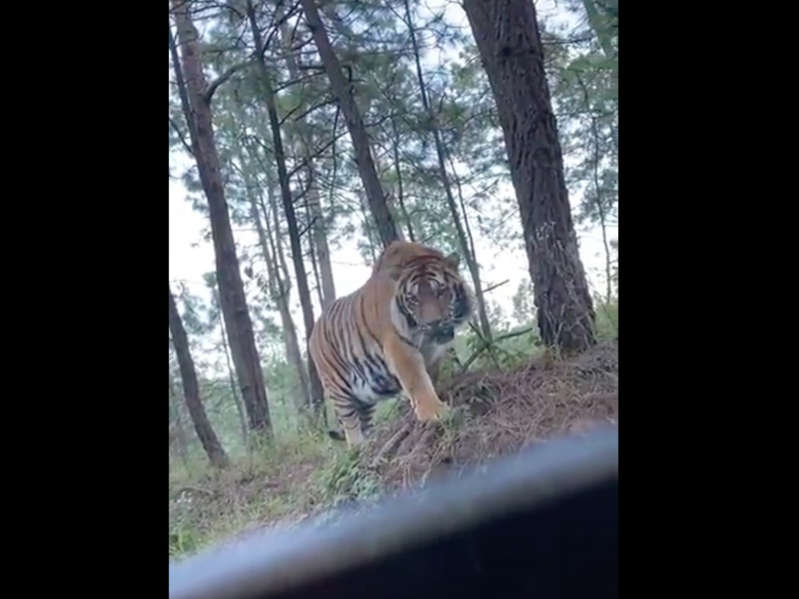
[309,241,473,446]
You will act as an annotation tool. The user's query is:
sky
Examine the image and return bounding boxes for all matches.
[169,0,617,367]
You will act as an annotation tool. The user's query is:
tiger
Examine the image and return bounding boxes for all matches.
[309,241,473,446]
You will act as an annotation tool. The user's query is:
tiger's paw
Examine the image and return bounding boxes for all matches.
[414,397,449,422]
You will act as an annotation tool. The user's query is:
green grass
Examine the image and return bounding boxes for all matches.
[594,300,618,340]
[169,429,332,559]
[169,419,394,559]
[169,303,618,559]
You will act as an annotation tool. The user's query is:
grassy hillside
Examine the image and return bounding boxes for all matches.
[169,327,618,560]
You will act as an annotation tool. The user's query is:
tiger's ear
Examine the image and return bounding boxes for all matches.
[444,252,460,269]
[387,265,403,281]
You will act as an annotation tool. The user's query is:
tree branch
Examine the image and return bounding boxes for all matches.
[260,0,303,59]
[483,279,509,294]
[205,60,253,104]
[292,96,337,122]
[286,128,350,180]
[297,215,318,238]
[169,117,195,157]
[278,102,304,126]
[274,71,323,93]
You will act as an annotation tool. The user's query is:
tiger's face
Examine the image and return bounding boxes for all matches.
[395,253,472,342]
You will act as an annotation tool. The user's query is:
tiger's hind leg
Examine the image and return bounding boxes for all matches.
[329,392,368,447]
[355,400,377,440]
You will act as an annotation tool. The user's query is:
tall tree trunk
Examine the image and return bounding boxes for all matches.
[169,288,229,469]
[592,117,612,305]
[403,0,492,341]
[307,183,336,310]
[462,0,596,353]
[252,190,312,414]
[390,114,416,242]
[238,135,312,412]
[212,286,248,444]
[446,150,495,342]
[263,160,294,293]
[577,78,614,305]
[301,0,400,246]
[246,0,325,418]
[170,6,272,432]
[278,18,337,310]
[303,182,326,310]
[358,190,379,264]
[168,371,190,468]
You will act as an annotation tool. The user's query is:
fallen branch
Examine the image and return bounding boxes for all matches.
[174,486,214,497]
[371,423,412,469]
[468,322,500,369]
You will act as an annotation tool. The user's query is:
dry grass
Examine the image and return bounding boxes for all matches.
[365,340,618,493]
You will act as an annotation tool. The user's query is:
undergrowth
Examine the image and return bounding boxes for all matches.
[169,303,618,560]
[169,425,388,559]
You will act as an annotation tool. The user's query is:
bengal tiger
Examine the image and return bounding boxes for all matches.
[309,241,473,446]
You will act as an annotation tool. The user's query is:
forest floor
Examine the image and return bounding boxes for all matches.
[169,340,618,560]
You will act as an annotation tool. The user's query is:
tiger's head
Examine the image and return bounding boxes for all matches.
[373,240,442,280]
[388,246,472,343]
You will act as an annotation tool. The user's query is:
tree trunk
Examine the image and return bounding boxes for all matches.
[257,180,312,413]
[358,190,379,264]
[237,135,312,412]
[170,5,272,433]
[307,183,336,310]
[403,0,492,341]
[246,0,325,418]
[169,288,229,469]
[591,115,613,305]
[303,182,326,310]
[253,191,312,414]
[213,286,248,444]
[278,19,337,310]
[462,0,596,353]
[168,371,190,468]
[390,114,415,242]
[447,150,495,347]
[301,0,400,247]
[577,75,614,305]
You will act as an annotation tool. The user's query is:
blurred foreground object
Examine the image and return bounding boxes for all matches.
[170,426,618,599]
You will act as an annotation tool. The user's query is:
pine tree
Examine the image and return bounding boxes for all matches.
[170,1,273,432]
[169,286,229,469]
[462,0,596,353]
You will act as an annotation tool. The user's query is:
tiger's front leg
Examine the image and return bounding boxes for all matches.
[384,336,448,422]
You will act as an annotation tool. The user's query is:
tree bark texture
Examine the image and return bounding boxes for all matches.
[169,288,229,469]
[301,0,400,247]
[462,0,596,353]
[171,2,272,432]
